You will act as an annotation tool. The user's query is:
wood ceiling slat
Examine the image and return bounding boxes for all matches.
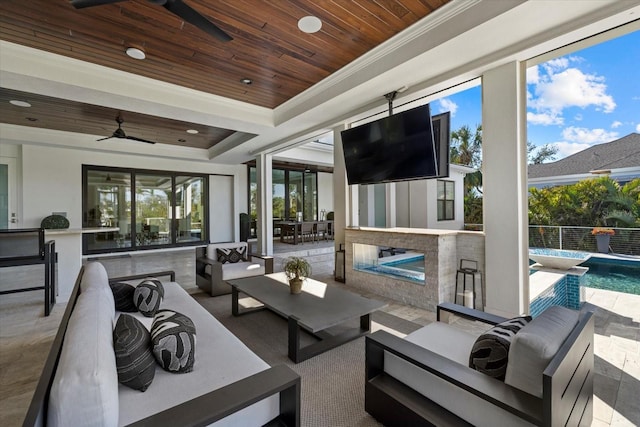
[0,88,237,149]
[1,0,450,143]
[399,0,438,19]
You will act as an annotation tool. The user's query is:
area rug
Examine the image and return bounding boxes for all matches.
[192,292,421,427]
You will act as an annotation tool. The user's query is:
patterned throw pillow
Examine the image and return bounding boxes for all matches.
[109,282,138,312]
[113,314,156,392]
[216,246,247,264]
[133,279,164,317]
[469,316,532,381]
[151,310,196,373]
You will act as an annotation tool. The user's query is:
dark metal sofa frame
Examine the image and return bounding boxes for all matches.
[365,302,594,427]
[23,268,300,427]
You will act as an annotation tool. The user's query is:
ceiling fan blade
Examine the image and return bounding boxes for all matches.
[125,135,157,144]
[163,0,233,42]
[71,0,127,9]
[96,136,113,141]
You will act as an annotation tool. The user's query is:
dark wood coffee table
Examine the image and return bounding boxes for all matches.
[228,273,386,363]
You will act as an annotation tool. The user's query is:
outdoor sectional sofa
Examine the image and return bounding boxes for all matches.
[196,241,274,296]
[365,302,594,426]
[24,261,300,427]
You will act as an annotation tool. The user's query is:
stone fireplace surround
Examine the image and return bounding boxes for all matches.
[344,227,485,312]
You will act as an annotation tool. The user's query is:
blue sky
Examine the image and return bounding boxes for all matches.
[433,29,640,161]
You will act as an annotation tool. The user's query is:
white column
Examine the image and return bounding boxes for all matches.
[255,153,273,255]
[385,182,396,228]
[333,123,357,248]
[482,61,529,317]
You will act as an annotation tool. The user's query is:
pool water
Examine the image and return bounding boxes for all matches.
[380,258,425,273]
[357,255,426,285]
[581,258,640,295]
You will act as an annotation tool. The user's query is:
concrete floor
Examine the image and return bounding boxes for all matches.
[1,245,638,426]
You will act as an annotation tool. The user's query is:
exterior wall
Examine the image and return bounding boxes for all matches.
[394,168,467,231]
[317,171,333,216]
[17,143,247,235]
[345,227,484,312]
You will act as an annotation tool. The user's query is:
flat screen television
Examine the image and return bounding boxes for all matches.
[431,111,451,179]
[341,104,440,185]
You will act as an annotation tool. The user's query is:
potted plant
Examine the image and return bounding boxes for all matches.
[283,256,311,294]
[591,227,615,254]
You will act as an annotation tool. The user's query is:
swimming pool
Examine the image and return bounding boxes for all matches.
[581,257,640,295]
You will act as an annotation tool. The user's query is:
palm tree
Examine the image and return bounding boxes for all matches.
[450,124,483,224]
[605,178,640,227]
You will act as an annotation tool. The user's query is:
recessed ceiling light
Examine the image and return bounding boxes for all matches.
[186,129,199,134]
[298,16,322,33]
[125,46,146,60]
[9,100,31,107]
[240,78,252,85]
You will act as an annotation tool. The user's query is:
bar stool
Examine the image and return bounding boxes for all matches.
[455,259,482,310]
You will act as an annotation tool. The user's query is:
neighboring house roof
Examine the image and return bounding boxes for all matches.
[528,133,640,187]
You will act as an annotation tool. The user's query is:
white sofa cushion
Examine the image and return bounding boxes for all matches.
[81,262,115,314]
[404,322,477,365]
[505,305,579,397]
[221,261,265,280]
[48,264,119,427]
[117,280,279,426]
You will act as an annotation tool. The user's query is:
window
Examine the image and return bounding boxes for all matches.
[437,180,455,221]
[83,166,208,254]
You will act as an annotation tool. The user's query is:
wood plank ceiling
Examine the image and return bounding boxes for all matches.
[0,0,449,149]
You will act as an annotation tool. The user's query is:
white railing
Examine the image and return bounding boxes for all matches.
[529,225,640,256]
[465,224,640,256]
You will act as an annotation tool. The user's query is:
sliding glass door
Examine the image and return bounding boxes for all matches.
[248,165,318,236]
[175,176,206,243]
[85,170,132,250]
[83,166,208,254]
[135,173,171,247]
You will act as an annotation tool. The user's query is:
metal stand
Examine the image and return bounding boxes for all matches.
[335,243,345,282]
[455,259,482,310]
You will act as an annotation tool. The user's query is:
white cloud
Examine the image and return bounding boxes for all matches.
[636,123,640,132]
[561,126,618,144]
[530,68,615,113]
[438,98,458,117]
[526,66,539,84]
[611,120,622,128]
[548,127,620,159]
[527,57,616,126]
[527,111,563,125]
[553,141,593,158]
[543,57,569,72]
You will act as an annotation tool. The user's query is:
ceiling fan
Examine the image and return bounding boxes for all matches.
[98,115,157,144]
[71,0,233,42]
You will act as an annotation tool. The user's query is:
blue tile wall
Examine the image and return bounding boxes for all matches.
[530,272,587,316]
[530,278,567,318]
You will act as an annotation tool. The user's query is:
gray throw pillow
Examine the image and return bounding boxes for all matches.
[109,282,138,312]
[133,279,164,317]
[469,316,531,380]
[113,314,155,392]
[151,309,196,373]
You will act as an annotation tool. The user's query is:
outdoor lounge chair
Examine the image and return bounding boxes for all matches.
[365,302,594,426]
